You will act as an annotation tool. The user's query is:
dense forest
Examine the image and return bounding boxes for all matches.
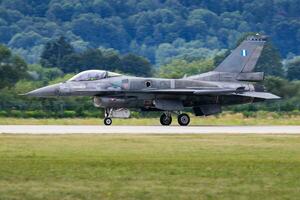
[0,0,300,118]
[1,0,300,65]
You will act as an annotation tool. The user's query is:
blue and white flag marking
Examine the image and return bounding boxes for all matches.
[241,49,247,57]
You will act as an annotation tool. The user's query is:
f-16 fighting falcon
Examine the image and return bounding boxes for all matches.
[26,35,280,126]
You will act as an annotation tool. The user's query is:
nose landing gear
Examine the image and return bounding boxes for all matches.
[104,108,113,126]
[104,117,112,126]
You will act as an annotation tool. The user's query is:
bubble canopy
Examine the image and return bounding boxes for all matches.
[68,70,121,82]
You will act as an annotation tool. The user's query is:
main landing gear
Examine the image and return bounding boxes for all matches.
[160,112,190,126]
[177,113,190,126]
[160,113,172,126]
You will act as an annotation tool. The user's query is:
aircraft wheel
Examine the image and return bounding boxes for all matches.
[104,117,112,126]
[178,113,190,126]
[160,113,172,126]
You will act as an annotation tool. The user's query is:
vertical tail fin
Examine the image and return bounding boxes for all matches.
[214,34,267,73]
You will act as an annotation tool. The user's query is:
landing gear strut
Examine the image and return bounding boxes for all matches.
[160,112,172,126]
[104,108,113,126]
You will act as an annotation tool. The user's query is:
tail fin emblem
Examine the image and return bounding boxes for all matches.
[241,49,247,57]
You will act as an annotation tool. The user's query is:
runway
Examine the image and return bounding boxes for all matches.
[0,125,300,134]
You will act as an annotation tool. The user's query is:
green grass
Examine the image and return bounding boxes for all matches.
[0,134,300,199]
[0,112,300,125]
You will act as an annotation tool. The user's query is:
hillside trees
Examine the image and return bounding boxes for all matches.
[40,36,74,68]
[158,59,214,78]
[0,44,27,89]
[62,48,121,73]
[286,56,300,80]
[40,37,152,76]
[155,39,219,66]
[0,0,300,118]
[256,41,284,77]
[1,0,300,65]
[120,54,152,77]
[71,14,129,50]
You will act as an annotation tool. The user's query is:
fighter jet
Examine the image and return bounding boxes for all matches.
[26,35,280,126]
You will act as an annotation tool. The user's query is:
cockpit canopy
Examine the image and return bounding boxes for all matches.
[68,70,121,82]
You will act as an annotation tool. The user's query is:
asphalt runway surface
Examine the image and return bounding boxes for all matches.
[0,125,300,134]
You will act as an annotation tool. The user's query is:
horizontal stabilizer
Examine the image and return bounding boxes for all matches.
[235,92,280,99]
[236,72,264,82]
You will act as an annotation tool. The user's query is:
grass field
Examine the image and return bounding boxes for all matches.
[1,112,300,125]
[0,134,300,199]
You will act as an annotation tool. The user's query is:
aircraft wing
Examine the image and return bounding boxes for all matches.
[129,89,281,100]
[86,88,280,100]
[233,92,281,99]
[132,88,242,95]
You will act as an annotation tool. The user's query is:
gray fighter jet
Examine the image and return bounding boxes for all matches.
[26,35,280,126]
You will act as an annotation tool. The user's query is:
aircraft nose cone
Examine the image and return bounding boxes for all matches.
[26,84,60,97]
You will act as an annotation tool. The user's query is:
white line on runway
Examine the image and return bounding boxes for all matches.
[0,125,300,134]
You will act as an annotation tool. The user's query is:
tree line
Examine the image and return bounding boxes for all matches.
[40,36,152,76]
[0,33,300,118]
[1,0,300,66]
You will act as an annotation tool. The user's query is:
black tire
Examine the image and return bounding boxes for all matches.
[178,113,190,126]
[104,117,112,126]
[160,113,172,126]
